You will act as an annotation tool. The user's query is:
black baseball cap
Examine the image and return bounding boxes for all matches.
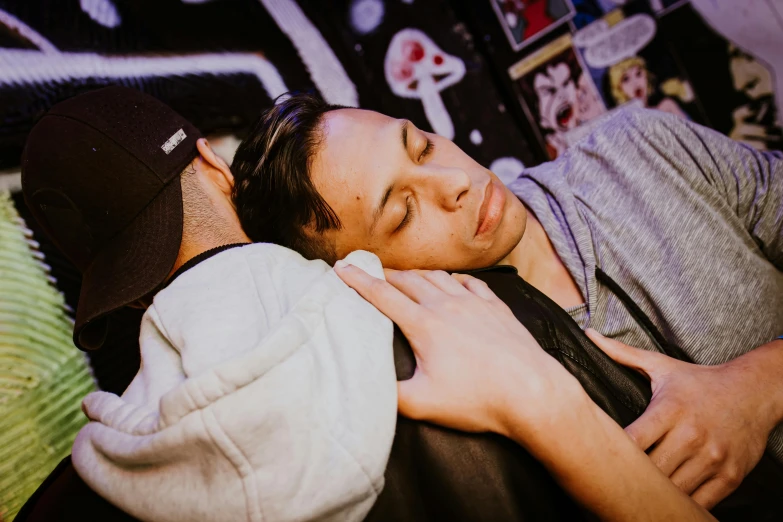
[21,86,203,350]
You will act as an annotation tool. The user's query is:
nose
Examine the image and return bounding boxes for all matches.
[429,166,471,211]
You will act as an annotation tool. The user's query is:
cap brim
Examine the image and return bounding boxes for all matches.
[74,179,183,350]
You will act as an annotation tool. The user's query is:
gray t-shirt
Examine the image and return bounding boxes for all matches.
[508,107,783,461]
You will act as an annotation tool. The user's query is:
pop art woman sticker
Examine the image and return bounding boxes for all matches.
[573,7,698,121]
[490,0,575,51]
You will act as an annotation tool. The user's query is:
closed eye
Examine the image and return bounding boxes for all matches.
[418,139,434,162]
[395,196,415,232]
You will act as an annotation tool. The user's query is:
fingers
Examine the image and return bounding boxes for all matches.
[585,329,665,379]
[384,269,446,304]
[451,273,502,302]
[335,262,420,327]
[623,401,671,451]
[669,457,715,496]
[647,430,694,477]
[691,476,738,510]
[414,270,470,296]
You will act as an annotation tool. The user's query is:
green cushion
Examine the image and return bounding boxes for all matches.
[0,191,96,521]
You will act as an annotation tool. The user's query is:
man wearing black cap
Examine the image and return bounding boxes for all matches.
[15,85,250,520]
[22,86,251,351]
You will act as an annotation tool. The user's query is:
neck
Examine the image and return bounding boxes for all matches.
[499,210,584,309]
[168,216,251,279]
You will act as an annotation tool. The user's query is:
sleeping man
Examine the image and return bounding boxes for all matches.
[231,93,783,509]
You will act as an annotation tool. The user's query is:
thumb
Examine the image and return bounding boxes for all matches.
[585,328,665,379]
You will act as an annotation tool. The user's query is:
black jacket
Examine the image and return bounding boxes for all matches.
[366,267,783,522]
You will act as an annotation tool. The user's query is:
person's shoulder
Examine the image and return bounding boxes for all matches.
[238,242,330,273]
[563,107,700,174]
[584,106,683,144]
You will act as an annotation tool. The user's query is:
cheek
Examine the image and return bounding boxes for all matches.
[378,220,469,269]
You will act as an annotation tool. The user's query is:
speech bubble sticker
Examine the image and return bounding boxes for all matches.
[572,19,609,48]
[583,14,656,69]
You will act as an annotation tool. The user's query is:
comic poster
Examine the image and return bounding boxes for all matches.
[569,0,620,30]
[509,33,607,159]
[490,0,575,51]
[572,3,701,123]
[686,0,783,149]
[725,44,783,150]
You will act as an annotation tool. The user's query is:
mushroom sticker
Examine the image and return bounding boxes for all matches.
[384,28,466,140]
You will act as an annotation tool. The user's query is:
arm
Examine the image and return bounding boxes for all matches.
[505,390,714,522]
[335,263,715,522]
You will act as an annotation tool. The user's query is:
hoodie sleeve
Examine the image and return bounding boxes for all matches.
[120,305,187,409]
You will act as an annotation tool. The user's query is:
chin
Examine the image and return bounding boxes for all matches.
[495,199,527,264]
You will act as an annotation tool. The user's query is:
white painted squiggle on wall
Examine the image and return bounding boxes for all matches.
[0,9,289,101]
[489,157,525,185]
[80,0,121,28]
[350,0,385,35]
[259,0,359,106]
[0,9,57,53]
[0,49,289,101]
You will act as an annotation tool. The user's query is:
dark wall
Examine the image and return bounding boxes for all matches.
[1,0,780,390]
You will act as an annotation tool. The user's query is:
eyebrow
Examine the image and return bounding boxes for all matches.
[368,120,410,235]
[370,183,394,235]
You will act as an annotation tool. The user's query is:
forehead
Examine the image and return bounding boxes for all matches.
[318,107,394,161]
[311,108,398,235]
[314,108,398,185]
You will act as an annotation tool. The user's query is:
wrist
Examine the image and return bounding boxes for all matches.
[726,339,783,427]
[494,357,591,443]
[762,340,783,424]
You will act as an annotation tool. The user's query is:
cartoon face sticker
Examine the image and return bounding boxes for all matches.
[608,56,652,106]
[384,28,466,139]
[533,61,578,132]
[729,44,773,100]
[620,63,648,102]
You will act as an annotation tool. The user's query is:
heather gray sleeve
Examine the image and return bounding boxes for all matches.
[634,110,783,271]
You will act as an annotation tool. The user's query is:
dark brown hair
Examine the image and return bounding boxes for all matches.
[231,93,345,262]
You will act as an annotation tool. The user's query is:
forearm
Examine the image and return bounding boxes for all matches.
[503,386,716,521]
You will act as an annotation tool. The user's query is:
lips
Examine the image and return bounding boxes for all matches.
[476,179,506,237]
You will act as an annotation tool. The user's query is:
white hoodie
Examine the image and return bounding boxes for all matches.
[71,245,397,522]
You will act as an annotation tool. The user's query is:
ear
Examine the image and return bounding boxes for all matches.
[196,138,235,195]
